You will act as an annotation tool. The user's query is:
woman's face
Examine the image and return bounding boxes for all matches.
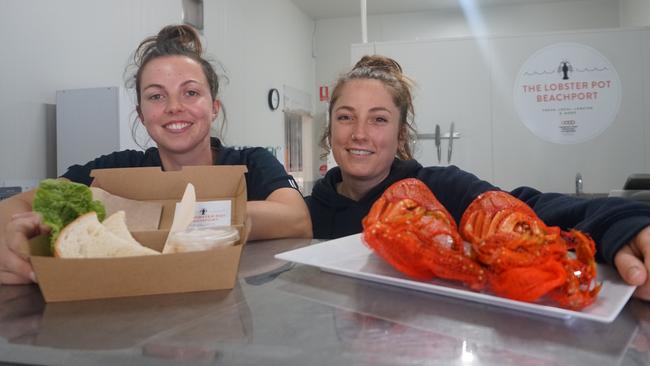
[138,55,218,157]
[330,79,401,186]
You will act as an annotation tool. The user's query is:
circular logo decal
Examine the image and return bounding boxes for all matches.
[513,43,621,144]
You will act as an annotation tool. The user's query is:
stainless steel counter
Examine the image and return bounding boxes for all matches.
[1,237,649,366]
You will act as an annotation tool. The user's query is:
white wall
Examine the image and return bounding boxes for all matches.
[205,0,315,151]
[4,0,645,189]
[0,0,181,188]
[314,0,620,109]
[620,0,650,27]
[0,0,315,187]
[312,0,622,179]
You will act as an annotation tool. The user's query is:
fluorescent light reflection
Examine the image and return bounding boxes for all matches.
[461,340,475,364]
[459,0,510,99]
[459,0,488,38]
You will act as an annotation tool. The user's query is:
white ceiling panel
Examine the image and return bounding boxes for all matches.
[290,0,609,20]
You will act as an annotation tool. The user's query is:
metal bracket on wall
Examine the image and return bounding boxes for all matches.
[416,122,460,164]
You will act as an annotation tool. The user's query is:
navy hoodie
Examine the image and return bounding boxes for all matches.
[305,159,650,264]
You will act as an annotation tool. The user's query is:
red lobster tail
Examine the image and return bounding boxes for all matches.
[362,178,485,289]
[459,191,601,310]
[488,259,567,302]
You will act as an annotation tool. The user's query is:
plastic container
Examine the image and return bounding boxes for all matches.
[166,226,240,253]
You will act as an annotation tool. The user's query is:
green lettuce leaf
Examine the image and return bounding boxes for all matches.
[32,179,106,248]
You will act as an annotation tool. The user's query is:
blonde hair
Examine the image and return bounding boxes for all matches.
[320,55,416,160]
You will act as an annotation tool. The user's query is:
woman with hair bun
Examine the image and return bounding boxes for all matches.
[307,54,650,300]
[0,25,311,285]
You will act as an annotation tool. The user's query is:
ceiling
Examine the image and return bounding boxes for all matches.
[290,0,591,20]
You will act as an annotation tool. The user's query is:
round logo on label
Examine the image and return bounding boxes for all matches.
[513,42,621,144]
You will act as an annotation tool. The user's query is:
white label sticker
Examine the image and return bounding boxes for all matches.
[175,200,232,228]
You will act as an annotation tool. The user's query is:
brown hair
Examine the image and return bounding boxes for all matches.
[320,55,416,160]
[125,24,227,146]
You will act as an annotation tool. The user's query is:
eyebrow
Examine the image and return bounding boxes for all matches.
[334,105,354,113]
[335,105,393,115]
[142,80,202,91]
[142,83,163,91]
[368,107,393,114]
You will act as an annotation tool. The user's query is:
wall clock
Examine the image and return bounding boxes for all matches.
[268,88,280,111]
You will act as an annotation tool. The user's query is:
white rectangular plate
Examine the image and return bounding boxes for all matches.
[275,233,635,323]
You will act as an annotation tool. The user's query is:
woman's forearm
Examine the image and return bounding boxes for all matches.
[246,188,312,241]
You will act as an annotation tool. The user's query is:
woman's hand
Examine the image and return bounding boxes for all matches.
[615,225,650,300]
[0,212,48,285]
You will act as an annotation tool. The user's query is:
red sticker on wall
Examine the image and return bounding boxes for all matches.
[319,86,329,102]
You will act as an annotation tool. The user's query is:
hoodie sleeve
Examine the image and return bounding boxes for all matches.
[510,186,650,264]
[418,165,650,264]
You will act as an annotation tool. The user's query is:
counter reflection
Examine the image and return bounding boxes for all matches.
[0,283,251,360]
[0,285,44,345]
[278,265,638,366]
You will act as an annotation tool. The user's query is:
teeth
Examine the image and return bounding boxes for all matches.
[166,122,191,130]
[349,149,371,155]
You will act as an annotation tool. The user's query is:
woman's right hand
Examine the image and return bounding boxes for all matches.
[0,212,49,285]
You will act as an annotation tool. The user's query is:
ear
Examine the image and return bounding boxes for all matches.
[136,105,145,125]
[326,123,333,149]
[396,124,408,156]
[212,99,221,120]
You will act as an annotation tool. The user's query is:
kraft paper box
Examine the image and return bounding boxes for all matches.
[29,166,249,302]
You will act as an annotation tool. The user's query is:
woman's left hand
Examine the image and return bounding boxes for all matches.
[615,225,650,300]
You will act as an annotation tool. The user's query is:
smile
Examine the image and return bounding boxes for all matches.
[164,121,192,131]
[348,149,373,156]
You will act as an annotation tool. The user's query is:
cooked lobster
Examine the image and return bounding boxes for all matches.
[362,178,487,289]
[362,178,601,310]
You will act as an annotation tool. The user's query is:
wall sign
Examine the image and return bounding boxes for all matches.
[319,85,329,102]
[513,42,621,144]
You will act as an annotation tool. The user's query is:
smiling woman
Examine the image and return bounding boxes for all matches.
[0,24,312,286]
[328,79,402,200]
[137,55,217,170]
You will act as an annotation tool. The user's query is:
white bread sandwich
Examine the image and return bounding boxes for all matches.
[54,211,160,258]
[102,210,141,247]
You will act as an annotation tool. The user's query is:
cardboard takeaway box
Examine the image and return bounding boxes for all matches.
[29,166,249,302]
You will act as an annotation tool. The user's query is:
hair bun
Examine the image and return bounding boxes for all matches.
[154,24,203,55]
[353,55,403,73]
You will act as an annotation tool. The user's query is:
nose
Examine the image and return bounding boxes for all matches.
[351,120,368,141]
[165,95,184,114]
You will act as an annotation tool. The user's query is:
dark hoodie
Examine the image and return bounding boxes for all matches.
[306,159,650,264]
